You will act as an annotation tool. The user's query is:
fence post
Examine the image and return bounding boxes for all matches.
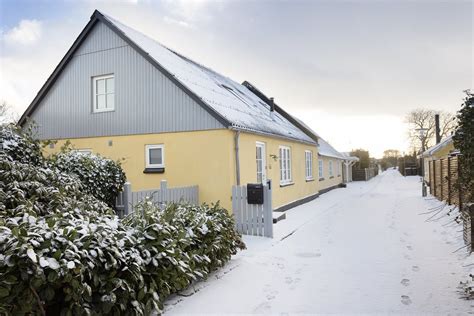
[447,157,452,204]
[264,180,273,238]
[457,156,463,211]
[470,205,474,252]
[160,180,168,203]
[123,182,132,215]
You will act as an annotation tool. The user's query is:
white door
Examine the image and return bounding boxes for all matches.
[256,142,267,184]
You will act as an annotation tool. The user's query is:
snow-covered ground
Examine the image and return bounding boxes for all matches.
[165,170,473,314]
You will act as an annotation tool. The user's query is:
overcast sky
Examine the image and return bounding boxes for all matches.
[1,0,472,157]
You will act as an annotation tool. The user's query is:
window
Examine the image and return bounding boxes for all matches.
[222,84,253,107]
[145,144,164,168]
[305,150,313,180]
[256,142,266,183]
[279,146,292,185]
[329,160,334,177]
[337,161,341,176]
[318,159,323,179]
[93,74,114,112]
[74,149,92,155]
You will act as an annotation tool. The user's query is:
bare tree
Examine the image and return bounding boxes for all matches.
[0,101,18,125]
[405,109,456,152]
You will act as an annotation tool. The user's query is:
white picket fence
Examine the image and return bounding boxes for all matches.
[116,180,199,216]
[232,182,273,238]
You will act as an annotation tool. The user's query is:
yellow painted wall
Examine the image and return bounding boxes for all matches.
[318,156,344,191]
[236,132,319,209]
[44,129,321,212]
[45,129,236,210]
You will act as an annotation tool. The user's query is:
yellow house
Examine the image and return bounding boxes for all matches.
[19,10,325,212]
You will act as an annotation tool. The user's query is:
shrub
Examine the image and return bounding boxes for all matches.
[0,125,245,314]
[52,151,126,208]
[123,201,245,308]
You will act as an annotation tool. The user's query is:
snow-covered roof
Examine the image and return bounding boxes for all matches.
[99,13,315,144]
[420,135,454,158]
[340,152,360,162]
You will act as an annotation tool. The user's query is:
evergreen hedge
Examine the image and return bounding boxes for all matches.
[0,125,245,315]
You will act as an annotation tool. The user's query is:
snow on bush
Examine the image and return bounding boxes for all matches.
[0,125,245,314]
[123,201,246,305]
[52,150,126,208]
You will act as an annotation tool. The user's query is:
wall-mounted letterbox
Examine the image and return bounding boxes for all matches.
[247,183,264,204]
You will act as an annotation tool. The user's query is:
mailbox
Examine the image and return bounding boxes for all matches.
[247,183,264,204]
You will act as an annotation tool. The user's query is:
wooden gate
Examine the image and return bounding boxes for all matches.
[232,181,273,238]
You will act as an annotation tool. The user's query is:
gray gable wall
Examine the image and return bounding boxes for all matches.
[30,21,224,140]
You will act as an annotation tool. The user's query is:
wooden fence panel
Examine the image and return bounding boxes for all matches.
[441,158,449,201]
[116,180,199,216]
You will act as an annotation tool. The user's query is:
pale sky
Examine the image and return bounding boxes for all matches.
[1,0,472,158]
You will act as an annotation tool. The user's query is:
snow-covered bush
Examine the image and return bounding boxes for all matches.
[0,124,42,165]
[122,201,245,309]
[52,151,126,208]
[0,125,245,314]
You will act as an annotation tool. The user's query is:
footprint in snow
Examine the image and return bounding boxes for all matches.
[285,277,293,284]
[412,265,420,272]
[404,254,411,260]
[266,292,277,301]
[406,245,412,251]
[296,252,321,258]
[401,279,410,286]
[401,295,412,305]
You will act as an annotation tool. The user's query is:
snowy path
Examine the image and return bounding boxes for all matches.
[165,170,473,314]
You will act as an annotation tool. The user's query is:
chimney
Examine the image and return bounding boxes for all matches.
[435,114,441,144]
[269,97,275,112]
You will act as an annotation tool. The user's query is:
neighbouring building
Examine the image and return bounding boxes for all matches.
[19,10,354,212]
[317,138,359,192]
[420,135,456,183]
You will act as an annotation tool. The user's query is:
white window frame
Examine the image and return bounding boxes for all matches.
[305,150,313,180]
[256,142,267,184]
[92,74,115,113]
[145,144,165,168]
[279,145,292,185]
[329,160,334,177]
[318,159,324,179]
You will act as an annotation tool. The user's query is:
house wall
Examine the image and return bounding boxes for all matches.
[236,132,319,210]
[423,142,455,181]
[318,156,344,191]
[44,129,320,212]
[44,129,235,210]
[28,21,224,140]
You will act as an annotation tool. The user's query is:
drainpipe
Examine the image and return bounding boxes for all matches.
[234,130,241,185]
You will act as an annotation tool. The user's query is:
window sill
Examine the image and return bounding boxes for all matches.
[305,178,315,182]
[319,178,325,181]
[280,182,294,187]
[92,109,115,114]
[143,167,165,174]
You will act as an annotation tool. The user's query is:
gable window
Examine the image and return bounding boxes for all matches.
[279,146,292,185]
[329,160,334,178]
[318,159,324,179]
[93,74,114,113]
[305,150,313,180]
[144,144,165,173]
